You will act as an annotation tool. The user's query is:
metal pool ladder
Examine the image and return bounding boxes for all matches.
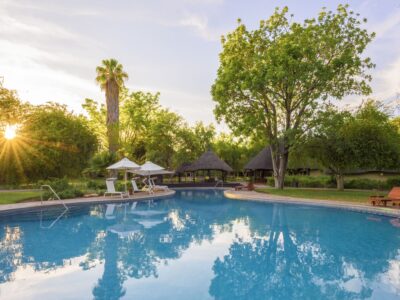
[40,185,68,229]
[40,185,68,210]
[214,180,224,188]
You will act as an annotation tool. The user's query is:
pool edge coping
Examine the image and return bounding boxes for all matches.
[224,190,400,218]
[0,190,176,214]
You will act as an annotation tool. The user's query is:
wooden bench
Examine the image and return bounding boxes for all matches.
[235,183,254,191]
[369,187,400,207]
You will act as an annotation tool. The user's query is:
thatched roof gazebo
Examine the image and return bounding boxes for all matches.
[244,147,273,171]
[188,150,233,182]
[175,162,193,175]
[244,146,318,180]
[244,147,274,181]
[175,162,193,183]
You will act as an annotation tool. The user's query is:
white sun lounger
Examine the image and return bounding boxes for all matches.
[142,178,154,194]
[104,179,126,198]
[131,180,140,194]
[149,178,169,191]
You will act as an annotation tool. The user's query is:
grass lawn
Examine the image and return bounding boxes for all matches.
[255,187,386,203]
[0,191,42,205]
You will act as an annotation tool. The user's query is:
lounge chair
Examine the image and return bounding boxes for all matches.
[149,178,169,191]
[131,179,140,194]
[104,179,126,198]
[142,178,154,194]
[369,187,400,207]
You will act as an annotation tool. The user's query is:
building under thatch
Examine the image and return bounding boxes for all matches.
[188,150,233,181]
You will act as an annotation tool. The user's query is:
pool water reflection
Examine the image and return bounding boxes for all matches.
[0,190,399,299]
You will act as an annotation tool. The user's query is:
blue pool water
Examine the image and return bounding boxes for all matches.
[0,189,399,300]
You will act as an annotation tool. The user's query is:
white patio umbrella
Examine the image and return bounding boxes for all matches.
[130,161,174,176]
[106,157,140,192]
[128,161,174,191]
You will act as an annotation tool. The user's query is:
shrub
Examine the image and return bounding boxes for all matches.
[386,177,400,189]
[38,178,83,199]
[344,178,387,190]
[267,176,335,188]
[86,180,106,190]
[83,151,116,178]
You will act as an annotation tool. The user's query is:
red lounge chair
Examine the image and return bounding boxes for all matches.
[369,187,400,207]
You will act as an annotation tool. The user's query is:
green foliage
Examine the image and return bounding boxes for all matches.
[86,180,106,191]
[95,58,129,154]
[0,102,98,184]
[213,134,250,172]
[307,100,400,189]
[83,88,217,169]
[211,4,374,187]
[38,178,83,199]
[0,82,30,128]
[344,178,387,190]
[82,99,108,149]
[173,122,216,167]
[95,59,128,91]
[83,151,117,178]
[386,177,400,189]
[267,176,335,188]
[267,175,400,190]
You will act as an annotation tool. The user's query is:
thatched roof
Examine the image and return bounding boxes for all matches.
[188,150,233,172]
[244,147,273,171]
[175,162,193,174]
[245,146,319,171]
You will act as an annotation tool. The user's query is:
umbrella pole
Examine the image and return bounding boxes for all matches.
[125,170,127,193]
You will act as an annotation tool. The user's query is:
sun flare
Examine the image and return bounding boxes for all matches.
[4,125,17,140]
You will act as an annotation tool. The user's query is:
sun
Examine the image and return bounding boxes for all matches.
[4,125,17,140]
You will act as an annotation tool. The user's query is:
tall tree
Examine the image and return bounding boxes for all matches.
[95,59,128,155]
[211,5,374,188]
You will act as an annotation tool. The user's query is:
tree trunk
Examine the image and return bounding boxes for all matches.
[106,80,120,155]
[336,174,344,190]
[270,143,289,190]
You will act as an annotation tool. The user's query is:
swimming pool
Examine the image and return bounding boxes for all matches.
[0,189,399,299]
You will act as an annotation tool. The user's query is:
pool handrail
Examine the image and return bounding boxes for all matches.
[40,185,68,210]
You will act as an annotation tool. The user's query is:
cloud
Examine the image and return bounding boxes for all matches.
[373,10,400,36]
[366,10,400,107]
[179,14,222,41]
[0,1,102,112]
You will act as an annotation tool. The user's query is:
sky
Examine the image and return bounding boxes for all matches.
[0,0,399,130]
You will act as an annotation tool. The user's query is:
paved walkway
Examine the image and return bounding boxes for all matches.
[224,190,400,218]
[0,190,175,213]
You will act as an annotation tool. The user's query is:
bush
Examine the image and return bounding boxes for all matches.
[344,178,387,190]
[267,176,335,188]
[386,177,400,189]
[86,180,106,190]
[83,151,117,178]
[38,178,83,199]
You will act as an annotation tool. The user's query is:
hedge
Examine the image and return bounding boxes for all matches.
[267,176,400,190]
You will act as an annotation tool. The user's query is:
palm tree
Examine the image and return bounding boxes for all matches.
[96,59,128,154]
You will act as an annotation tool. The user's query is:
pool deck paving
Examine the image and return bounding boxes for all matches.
[0,189,176,214]
[224,190,400,218]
